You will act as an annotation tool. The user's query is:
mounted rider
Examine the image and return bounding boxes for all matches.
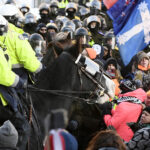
[0,15,30,150]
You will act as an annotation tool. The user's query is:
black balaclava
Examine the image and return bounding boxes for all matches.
[66,10,76,20]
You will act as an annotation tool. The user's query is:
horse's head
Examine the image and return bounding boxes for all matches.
[75,54,115,104]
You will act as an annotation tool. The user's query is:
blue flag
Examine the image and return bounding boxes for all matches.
[107,0,150,66]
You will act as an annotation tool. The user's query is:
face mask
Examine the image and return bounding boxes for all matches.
[67,11,75,19]
[41,14,49,19]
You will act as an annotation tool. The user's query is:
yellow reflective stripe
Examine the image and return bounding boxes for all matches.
[113,104,117,110]
[59,0,68,8]
[75,16,80,20]
[89,40,95,46]
[0,94,8,106]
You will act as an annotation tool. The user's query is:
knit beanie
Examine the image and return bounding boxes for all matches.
[137,51,149,64]
[105,57,117,70]
[0,120,18,148]
[44,129,78,150]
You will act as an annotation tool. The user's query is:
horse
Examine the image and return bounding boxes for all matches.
[29,41,115,150]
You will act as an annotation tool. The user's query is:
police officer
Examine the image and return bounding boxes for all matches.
[29,33,46,61]
[65,2,80,20]
[87,15,104,46]
[24,12,37,34]
[79,6,90,21]
[75,27,90,49]
[49,0,59,21]
[89,0,101,15]
[46,22,58,43]
[0,4,24,34]
[38,3,50,24]
[0,15,30,150]
[0,15,42,84]
[58,0,69,15]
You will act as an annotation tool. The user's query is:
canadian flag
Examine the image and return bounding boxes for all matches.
[103,0,118,9]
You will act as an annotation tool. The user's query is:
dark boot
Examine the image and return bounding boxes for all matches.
[10,112,30,150]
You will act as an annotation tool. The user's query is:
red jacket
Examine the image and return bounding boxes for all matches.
[104,88,147,142]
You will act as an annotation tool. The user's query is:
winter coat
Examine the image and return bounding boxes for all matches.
[104,88,147,142]
[126,127,150,150]
[134,65,150,91]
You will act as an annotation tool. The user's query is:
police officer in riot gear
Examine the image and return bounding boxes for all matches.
[46,22,58,43]
[87,15,104,45]
[24,12,37,34]
[0,4,19,25]
[65,2,79,20]
[90,0,101,15]
[55,16,69,31]
[79,6,90,21]
[49,0,59,21]
[29,33,46,61]
[38,3,50,24]
[75,27,90,48]
[0,15,30,150]
[73,19,82,29]
[103,30,116,49]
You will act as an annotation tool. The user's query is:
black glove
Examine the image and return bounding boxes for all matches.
[102,102,112,115]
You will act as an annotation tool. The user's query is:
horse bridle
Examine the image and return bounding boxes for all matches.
[62,52,107,102]
[28,52,108,104]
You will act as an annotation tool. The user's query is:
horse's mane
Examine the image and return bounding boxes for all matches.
[36,42,81,89]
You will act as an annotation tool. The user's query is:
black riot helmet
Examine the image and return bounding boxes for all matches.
[61,26,73,33]
[72,19,82,29]
[24,12,37,34]
[87,15,101,33]
[103,30,115,49]
[49,0,59,15]
[65,2,77,19]
[46,23,58,42]
[63,20,76,32]
[55,16,69,31]
[24,12,36,25]
[5,0,16,5]
[0,15,8,36]
[20,3,30,16]
[75,27,89,45]
[90,0,101,15]
[28,33,46,60]
[46,23,58,33]
[79,6,90,21]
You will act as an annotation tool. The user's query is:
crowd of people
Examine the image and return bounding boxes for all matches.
[0,0,150,149]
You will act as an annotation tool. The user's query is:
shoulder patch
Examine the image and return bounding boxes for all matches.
[18,34,25,40]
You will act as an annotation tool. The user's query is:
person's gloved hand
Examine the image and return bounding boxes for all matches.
[102,102,112,115]
[15,77,27,89]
